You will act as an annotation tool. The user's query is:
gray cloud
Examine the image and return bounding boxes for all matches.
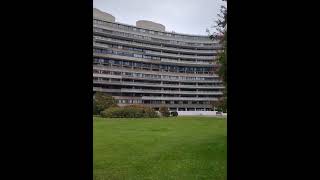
[93,0,226,35]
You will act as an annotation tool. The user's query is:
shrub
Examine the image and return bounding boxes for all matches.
[101,105,159,118]
[171,111,178,117]
[143,107,159,118]
[101,107,121,118]
[93,92,117,114]
[211,97,227,113]
[159,106,170,117]
[93,100,99,115]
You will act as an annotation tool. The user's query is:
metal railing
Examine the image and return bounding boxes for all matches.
[141,96,218,101]
[93,27,221,48]
[93,80,224,89]
[93,22,215,43]
[94,36,218,54]
[144,50,215,60]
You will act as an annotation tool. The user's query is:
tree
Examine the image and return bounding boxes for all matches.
[209,0,227,112]
[213,0,227,86]
[93,92,117,114]
[93,99,98,115]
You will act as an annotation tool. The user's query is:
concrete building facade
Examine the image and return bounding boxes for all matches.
[93,8,224,112]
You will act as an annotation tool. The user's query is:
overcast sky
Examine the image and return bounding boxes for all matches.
[93,0,226,35]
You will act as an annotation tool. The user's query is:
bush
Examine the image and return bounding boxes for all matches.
[93,100,99,115]
[212,97,227,113]
[93,92,118,115]
[159,106,170,117]
[171,111,178,117]
[101,105,159,118]
[143,107,159,118]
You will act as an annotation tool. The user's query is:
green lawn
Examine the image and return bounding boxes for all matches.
[94,116,227,180]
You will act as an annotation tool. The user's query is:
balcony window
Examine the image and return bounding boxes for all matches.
[113,72,121,76]
[133,54,142,58]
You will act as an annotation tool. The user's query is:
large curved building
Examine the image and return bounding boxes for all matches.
[93,8,224,112]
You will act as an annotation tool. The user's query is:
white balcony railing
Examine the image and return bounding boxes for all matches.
[93,80,225,89]
[93,36,218,54]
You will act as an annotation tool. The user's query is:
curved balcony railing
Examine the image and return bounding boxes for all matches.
[93,36,218,54]
[97,88,223,95]
[93,65,218,77]
[93,52,215,67]
[93,80,225,89]
[93,22,214,43]
[93,28,221,49]
[93,42,216,63]
[124,88,222,94]
[144,50,214,60]
[93,72,221,83]
[93,42,216,61]
[141,96,218,101]
[116,103,213,109]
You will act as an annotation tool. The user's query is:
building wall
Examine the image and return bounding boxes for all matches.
[93,8,115,22]
[136,20,166,32]
[93,8,224,111]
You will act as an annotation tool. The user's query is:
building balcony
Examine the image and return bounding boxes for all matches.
[93,28,220,49]
[93,42,216,62]
[93,73,222,83]
[93,52,215,67]
[93,80,225,89]
[160,58,215,65]
[94,36,218,54]
[93,87,223,95]
[93,42,216,61]
[93,23,214,44]
[141,96,218,101]
[93,64,219,78]
[117,103,213,109]
[144,50,215,60]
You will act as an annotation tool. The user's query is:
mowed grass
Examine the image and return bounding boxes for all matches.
[94,116,227,180]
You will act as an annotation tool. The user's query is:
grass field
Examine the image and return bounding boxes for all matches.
[94,116,227,180]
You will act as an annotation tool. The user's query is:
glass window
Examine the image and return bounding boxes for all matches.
[134,54,142,58]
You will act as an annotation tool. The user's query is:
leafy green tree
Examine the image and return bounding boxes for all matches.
[212,0,227,86]
[93,99,98,115]
[93,92,117,114]
[208,0,227,112]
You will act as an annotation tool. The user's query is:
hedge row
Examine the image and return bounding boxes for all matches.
[101,105,159,118]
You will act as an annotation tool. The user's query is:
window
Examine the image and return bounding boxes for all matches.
[134,54,142,58]
[133,48,142,52]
